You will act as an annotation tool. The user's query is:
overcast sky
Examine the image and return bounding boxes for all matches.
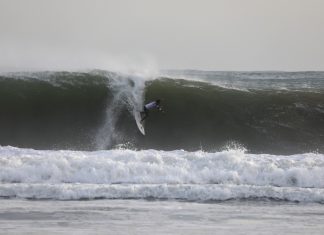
[0,0,324,71]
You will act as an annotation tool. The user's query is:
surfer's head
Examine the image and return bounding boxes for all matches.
[156,99,161,104]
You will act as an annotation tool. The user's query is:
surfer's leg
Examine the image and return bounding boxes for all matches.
[140,116,146,122]
[141,109,149,122]
[141,113,148,122]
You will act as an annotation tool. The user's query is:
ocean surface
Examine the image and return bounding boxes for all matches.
[0,70,324,234]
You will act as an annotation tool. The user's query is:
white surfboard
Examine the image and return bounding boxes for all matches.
[134,110,145,135]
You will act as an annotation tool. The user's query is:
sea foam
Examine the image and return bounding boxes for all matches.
[0,146,323,202]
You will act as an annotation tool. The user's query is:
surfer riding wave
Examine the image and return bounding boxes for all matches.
[140,99,163,122]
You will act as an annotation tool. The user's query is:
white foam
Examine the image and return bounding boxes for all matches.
[0,146,323,202]
[0,183,323,203]
[93,71,155,149]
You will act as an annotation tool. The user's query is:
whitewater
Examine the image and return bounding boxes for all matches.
[0,146,323,203]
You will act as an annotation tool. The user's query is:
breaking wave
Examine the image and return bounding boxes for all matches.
[1,70,324,154]
[0,146,323,202]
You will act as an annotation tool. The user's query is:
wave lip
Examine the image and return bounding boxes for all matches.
[0,146,323,202]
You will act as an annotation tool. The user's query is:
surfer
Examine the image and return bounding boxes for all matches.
[140,99,163,122]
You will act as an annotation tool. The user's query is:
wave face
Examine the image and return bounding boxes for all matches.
[1,70,324,154]
[0,146,323,202]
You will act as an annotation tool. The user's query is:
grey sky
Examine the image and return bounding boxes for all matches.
[0,0,324,71]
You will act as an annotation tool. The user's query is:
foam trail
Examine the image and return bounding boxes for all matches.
[0,146,323,202]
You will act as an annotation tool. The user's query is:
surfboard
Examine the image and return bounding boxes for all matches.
[134,111,145,135]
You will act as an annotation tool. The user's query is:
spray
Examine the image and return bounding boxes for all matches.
[94,70,155,149]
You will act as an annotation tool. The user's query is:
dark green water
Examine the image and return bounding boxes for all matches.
[1,70,324,154]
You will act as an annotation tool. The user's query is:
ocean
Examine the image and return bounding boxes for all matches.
[0,70,324,234]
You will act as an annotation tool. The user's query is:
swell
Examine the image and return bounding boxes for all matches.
[0,71,112,149]
[1,71,324,154]
[144,78,324,154]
